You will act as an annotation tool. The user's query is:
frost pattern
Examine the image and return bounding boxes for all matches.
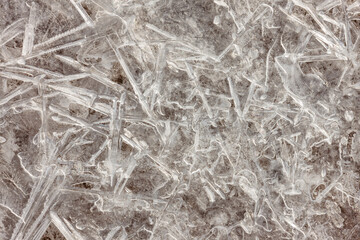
[1,0,360,239]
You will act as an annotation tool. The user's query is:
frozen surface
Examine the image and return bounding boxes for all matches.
[0,0,360,239]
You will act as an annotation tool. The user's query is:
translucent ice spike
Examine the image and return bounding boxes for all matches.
[105,227,122,240]
[204,185,215,202]
[150,43,167,110]
[217,39,235,61]
[22,2,37,56]
[284,217,306,238]
[145,23,218,61]
[25,65,64,78]
[24,191,61,240]
[49,105,107,136]
[91,102,112,116]
[48,84,96,106]
[34,23,88,50]
[214,0,229,8]
[228,9,244,33]
[243,81,256,117]
[294,1,341,46]
[29,39,86,59]
[265,37,278,87]
[185,62,213,119]
[154,43,167,91]
[0,18,26,47]
[88,138,109,165]
[108,95,125,186]
[3,66,35,75]
[348,1,360,11]
[318,12,341,28]
[114,157,137,196]
[297,54,347,62]
[227,77,243,120]
[316,0,341,11]
[342,2,353,51]
[0,83,33,106]
[145,23,177,40]
[10,167,58,240]
[1,39,86,67]
[88,0,115,14]
[45,73,90,83]
[0,71,39,84]
[68,0,95,27]
[31,217,50,240]
[50,211,76,240]
[62,218,84,240]
[107,37,153,118]
[251,4,273,24]
[55,54,125,92]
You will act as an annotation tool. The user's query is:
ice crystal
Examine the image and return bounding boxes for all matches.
[0,0,360,239]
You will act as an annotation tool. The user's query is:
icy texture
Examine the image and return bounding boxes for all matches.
[1,0,360,239]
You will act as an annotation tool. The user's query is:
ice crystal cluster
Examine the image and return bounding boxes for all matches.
[1,0,360,239]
